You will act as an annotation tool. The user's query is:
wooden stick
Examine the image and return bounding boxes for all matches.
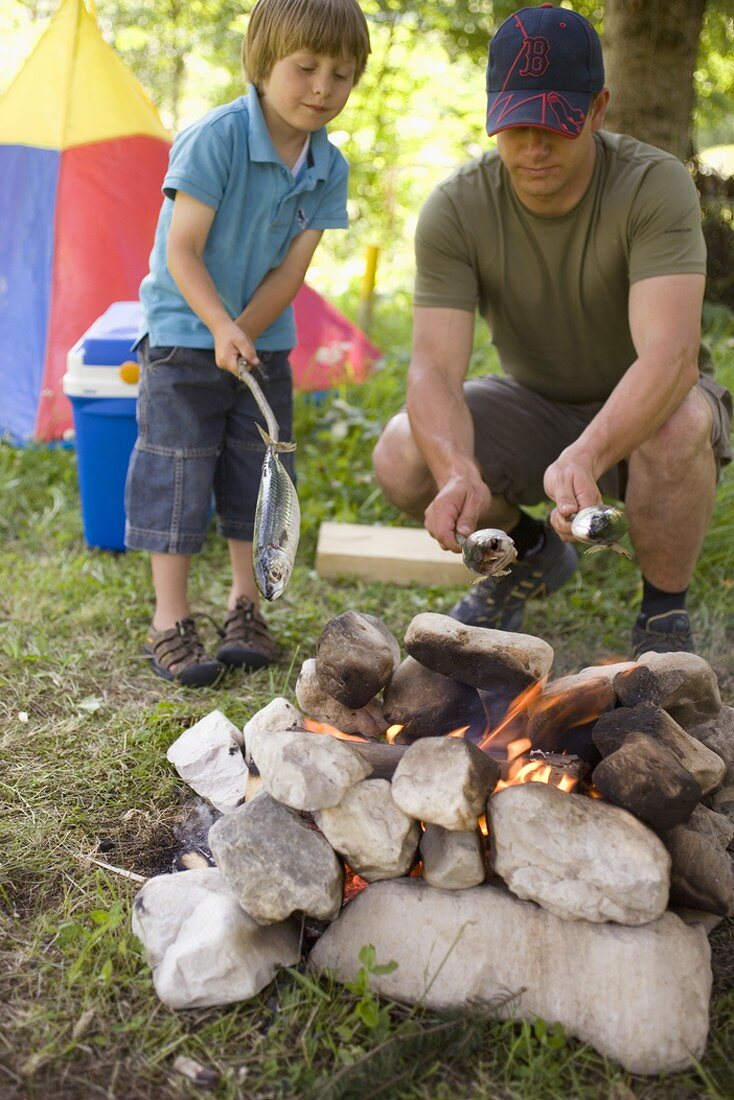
[87,857,146,883]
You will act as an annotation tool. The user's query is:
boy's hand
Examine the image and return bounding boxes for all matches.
[213,319,259,376]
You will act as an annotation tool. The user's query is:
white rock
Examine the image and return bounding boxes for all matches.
[132,868,300,1009]
[166,710,248,813]
[243,697,303,766]
[488,784,670,925]
[391,737,500,830]
[315,779,420,881]
[310,879,710,1076]
[250,724,371,811]
[420,824,485,889]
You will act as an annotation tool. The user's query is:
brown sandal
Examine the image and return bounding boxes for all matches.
[144,616,226,687]
[215,597,277,670]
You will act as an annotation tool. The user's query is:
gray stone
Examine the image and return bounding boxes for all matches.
[296,658,386,739]
[391,736,500,830]
[315,779,419,882]
[166,709,248,813]
[383,656,484,742]
[688,804,734,851]
[243,697,303,766]
[208,793,343,924]
[688,706,734,775]
[593,704,726,795]
[315,611,401,709]
[404,612,553,694]
[488,783,670,924]
[526,673,616,749]
[592,731,701,830]
[420,824,485,889]
[637,651,721,727]
[132,868,300,1009]
[661,823,734,915]
[310,879,710,1076]
[249,723,371,811]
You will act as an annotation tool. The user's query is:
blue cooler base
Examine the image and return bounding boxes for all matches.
[71,395,138,552]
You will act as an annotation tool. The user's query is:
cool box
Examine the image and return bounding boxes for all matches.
[63,301,142,551]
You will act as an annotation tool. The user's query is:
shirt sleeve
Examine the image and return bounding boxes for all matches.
[627,158,707,285]
[162,117,235,210]
[413,185,479,312]
[308,147,349,230]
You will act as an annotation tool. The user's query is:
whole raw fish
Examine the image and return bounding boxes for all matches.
[238,360,300,600]
[456,528,518,577]
[570,505,631,559]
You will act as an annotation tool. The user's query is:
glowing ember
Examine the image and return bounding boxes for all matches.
[343,865,369,902]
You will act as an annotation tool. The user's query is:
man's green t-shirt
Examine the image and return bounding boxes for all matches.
[414,131,708,404]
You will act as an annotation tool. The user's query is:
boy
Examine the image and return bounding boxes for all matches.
[125,0,370,687]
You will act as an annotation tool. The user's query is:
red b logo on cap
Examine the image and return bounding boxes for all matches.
[519,36,550,77]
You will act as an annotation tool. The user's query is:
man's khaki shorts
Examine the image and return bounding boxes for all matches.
[463,373,732,506]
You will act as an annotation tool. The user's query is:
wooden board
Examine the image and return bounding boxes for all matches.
[315,522,474,586]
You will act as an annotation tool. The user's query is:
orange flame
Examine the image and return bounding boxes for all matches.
[386,724,403,744]
[447,725,471,739]
[477,679,545,753]
[302,718,369,744]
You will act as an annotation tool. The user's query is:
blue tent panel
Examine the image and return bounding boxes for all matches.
[0,145,59,443]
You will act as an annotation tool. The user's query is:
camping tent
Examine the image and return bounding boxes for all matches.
[0,0,170,444]
[0,0,381,446]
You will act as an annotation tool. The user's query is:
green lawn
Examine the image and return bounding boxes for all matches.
[0,299,733,1099]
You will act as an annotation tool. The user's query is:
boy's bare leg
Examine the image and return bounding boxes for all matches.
[625,388,717,592]
[228,539,259,608]
[151,552,192,631]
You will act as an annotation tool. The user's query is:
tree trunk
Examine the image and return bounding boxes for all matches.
[603,0,707,161]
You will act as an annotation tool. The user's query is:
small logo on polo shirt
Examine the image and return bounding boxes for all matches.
[296,207,308,228]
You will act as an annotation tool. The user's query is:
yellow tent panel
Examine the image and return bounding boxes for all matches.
[0,0,169,150]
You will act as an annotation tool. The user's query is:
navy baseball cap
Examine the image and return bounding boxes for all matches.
[486,4,604,138]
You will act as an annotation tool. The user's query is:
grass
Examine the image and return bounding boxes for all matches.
[0,297,733,1099]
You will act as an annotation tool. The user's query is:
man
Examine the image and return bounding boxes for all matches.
[372,3,732,656]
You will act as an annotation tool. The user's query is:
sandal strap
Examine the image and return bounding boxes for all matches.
[149,617,210,673]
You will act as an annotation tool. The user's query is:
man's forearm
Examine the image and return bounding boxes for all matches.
[406,365,481,488]
[565,348,699,477]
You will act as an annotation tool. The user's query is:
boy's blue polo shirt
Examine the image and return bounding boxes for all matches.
[140,84,349,351]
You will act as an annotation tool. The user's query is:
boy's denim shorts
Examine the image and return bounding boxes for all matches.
[125,342,295,554]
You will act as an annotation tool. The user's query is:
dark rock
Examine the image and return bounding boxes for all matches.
[592,732,701,830]
[315,611,400,709]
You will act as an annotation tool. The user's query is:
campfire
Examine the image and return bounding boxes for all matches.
[131,609,734,1077]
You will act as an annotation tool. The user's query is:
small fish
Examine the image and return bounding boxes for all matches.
[570,505,632,559]
[457,528,518,577]
[238,360,300,600]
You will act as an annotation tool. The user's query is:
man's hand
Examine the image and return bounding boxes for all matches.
[424,466,492,551]
[212,318,258,376]
[544,452,602,540]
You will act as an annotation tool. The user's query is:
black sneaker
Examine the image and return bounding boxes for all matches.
[448,524,578,632]
[144,617,226,687]
[631,610,693,657]
[215,597,277,670]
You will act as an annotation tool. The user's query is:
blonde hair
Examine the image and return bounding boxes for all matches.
[244,0,370,87]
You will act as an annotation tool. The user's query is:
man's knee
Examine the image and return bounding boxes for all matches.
[635,388,713,474]
[372,412,433,513]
